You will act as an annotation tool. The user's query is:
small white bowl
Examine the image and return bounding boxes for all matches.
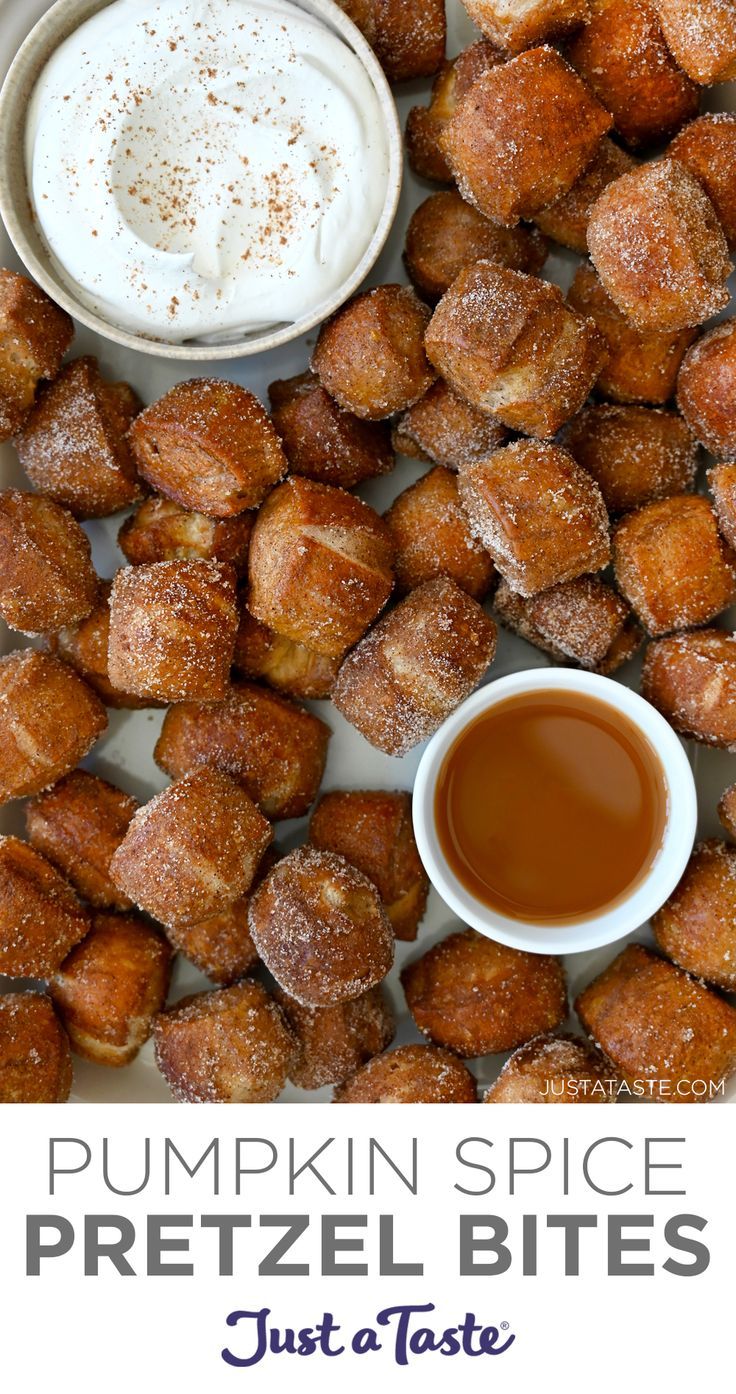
[413,668,698,956]
[0,0,402,361]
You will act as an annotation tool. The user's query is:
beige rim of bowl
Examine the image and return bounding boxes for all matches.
[0,0,403,361]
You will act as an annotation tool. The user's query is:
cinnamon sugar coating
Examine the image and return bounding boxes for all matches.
[484,1033,621,1104]
[677,319,736,459]
[248,846,395,1007]
[652,840,736,991]
[401,928,567,1057]
[392,379,507,470]
[118,496,253,571]
[587,159,733,332]
[0,268,74,441]
[0,993,72,1103]
[0,650,107,803]
[425,263,606,438]
[332,576,497,756]
[154,980,296,1103]
[51,913,172,1067]
[268,372,394,488]
[311,285,436,420]
[495,575,643,673]
[107,559,238,702]
[535,139,637,254]
[26,771,139,912]
[333,1043,478,1103]
[46,580,154,709]
[566,0,699,149]
[128,377,287,516]
[165,876,267,987]
[154,680,329,821]
[441,46,612,227]
[15,356,143,518]
[463,1,591,53]
[110,767,272,931]
[567,263,697,404]
[613,495,736,635]
[247,476,394,659]
[233,608,339,700]
[0,489,98,635]
[309,789,429,942]
[274,983,396,1089]
[404,191,547,302]
[458,440,611,597]
[653,0,736,84]
[0,836,90,978]
[641,628,736,748]
[405,40,503,182]
[709,463,736,549]
[564,403,697,514]
[575,943,736,1102]
[385,466,496,600]
[718,782,736,838]
[669,115,736,249]
[337,0,446,82]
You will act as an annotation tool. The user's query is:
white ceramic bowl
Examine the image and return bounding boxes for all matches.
[413,667,698,957]
[0,0,402,361]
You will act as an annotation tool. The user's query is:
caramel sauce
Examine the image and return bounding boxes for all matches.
[435,689,668,923]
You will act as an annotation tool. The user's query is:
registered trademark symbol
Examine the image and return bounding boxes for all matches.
[501,1322,509,1330]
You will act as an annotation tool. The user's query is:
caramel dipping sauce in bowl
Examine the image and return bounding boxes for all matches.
[413,669,697,956]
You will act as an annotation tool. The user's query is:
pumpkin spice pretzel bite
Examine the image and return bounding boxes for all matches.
[384,465,496,600]
[233,607,339,701]
[677,319,736,459]
[0,836,90,979]
[163,851,277,987]
[14,356,143,518]
[484,1034,621,1105]
[248,846,395,1007]
[0,268,74,441]
[247,476,394,660]
[404,191,547,303]
[118,496,253,571]
[641,628,736,748]
[0,649,107,804]
[26,770,139,912]
[332,576,497,757]
[128,377,287,516]
[110,766,272,932]
[405,39,504,183]
[337,0,446,82]
[0,994,72,1104]
[668,114,736,249]
[495,575,643,674]
[268,372,394,489]
[51,913,172,1067]
[463,1,591,53]
[709,463,736,550]
[652,0,736,84]
[652,840,736,992]
[563,403,698,515]
[333,1044,478,1103]
[0,489,99,636]
[274,983,396,1090]
[613,494,736,635]
[46,580,154,710]
[311,284,436,420]
[154,980,296,1104]
[392,379,507,470]
[534,137,637,255]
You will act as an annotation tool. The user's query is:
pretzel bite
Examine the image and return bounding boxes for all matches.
[249,847,394,1007]
[392,380,507,470]
[0,994,72,1103]
[652,841,736,991]
[575,943,736,1102]
[402,929,566,1057]
[495,574,643,672]
[458,440,611,597]
[669,115,736,249]
[0,836,90,978]
[46,580,151,710]
[405,40,504,182]
[128,378,287,516]
[309,790,429,941]
[110,767,272,931]
[425,263,606,438]
[404,191,547,302]
[311,285,435,420]
[0,649,107,803]
[535,139,637,254]
[14,357,142,518]
[107,559,238,702]
[154,980,296,1103]
[274,983,395,1089]
[709,464,736,551]
[247,477,394,659]
[653,0,736,84]
[0,268,74,441]
[154,680,329,821]
[334,1043,478,1103]
[26,771,138,912]
[463,1,591,52]
[0,489,98,635]
[268,372,394,488]
[338,0,446,81]
[564,404,697,515]
[51,913,172,1066]
[677,320,736,459]
[587,159,732,332]
[118,496,253,571]
[233,608,339,700]
[165,887,265,987]
[613,495,736,635]
[484,1033,621,1103]
[718,782,736,838]
[384,465,496,600]
[442,47,612,227]
[567,263,697,404]
[332,576,497,756]
[641,628,736,747]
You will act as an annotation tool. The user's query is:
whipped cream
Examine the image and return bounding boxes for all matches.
[25,0,390,343]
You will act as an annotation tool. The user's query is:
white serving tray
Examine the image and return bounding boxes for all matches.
[0,0,734,1102]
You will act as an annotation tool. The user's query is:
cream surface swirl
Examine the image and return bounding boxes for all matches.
[25,0,390,343]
